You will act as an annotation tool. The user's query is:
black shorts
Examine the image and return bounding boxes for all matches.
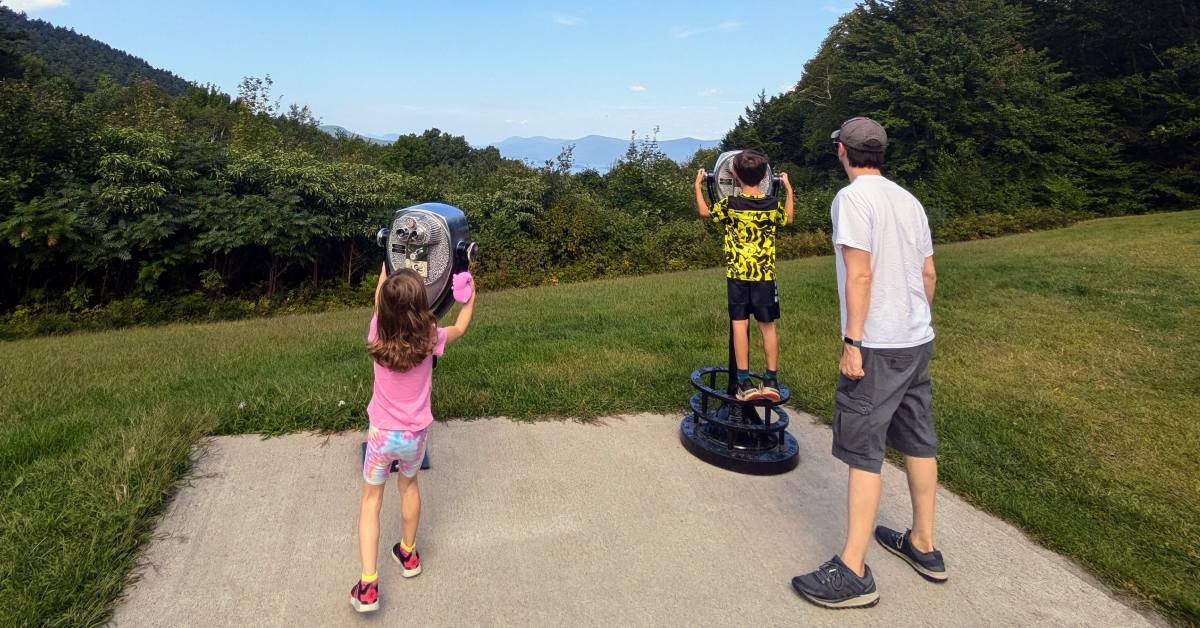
[831,341,937,473]
[727,278,780,322]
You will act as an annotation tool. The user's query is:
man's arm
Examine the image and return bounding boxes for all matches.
[840,247,872,379]
[780,172,794,225]
[922,255,937,306]
[693,169,710,218]
[443,287,476,345]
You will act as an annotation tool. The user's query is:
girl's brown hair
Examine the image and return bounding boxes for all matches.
[368,269,437,372]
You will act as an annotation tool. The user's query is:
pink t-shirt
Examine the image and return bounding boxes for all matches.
[366,315,448,432]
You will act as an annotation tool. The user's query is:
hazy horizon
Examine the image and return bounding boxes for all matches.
[321,125,724,145]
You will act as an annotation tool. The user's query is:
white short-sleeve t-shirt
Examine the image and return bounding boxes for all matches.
[831,174,935,349]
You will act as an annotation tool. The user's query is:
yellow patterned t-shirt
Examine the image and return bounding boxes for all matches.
[710,194,787,281]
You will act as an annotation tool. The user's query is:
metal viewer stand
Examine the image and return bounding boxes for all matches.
[680,152,799,474]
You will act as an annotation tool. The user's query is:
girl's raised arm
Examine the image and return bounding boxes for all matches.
[443,283,475,345]
[373,262,387,309]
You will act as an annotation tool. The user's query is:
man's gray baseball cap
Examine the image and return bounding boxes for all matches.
[831,116,887,151]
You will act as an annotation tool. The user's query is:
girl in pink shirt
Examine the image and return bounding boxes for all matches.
[350,265,475,613]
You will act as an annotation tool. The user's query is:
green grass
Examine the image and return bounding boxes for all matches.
[2,211,1198,626]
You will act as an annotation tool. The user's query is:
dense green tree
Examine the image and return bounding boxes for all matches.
[606,130,692,221]
[1018,0,1200,205]
[0,22,23,79]
[385,128,474,173]
[726,0,1130,216]
[729,0,1196,213]
[0,70,76,206]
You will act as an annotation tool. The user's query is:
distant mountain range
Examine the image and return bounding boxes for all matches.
[318,125,399,146]
[493,135,720,172]
[318,126,720,172]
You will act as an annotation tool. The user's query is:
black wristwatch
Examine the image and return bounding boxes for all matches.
[843,336,863,348]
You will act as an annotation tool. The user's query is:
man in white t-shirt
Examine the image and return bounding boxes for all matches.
[792,117,945,610]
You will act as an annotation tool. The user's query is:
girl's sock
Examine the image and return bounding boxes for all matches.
[361,572,378,584]
[765,369,777,381]
[736,369,750,383]
[400,538,415,553]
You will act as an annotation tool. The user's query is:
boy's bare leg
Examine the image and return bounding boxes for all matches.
[839,467,882,577]
[904,455,938,552]
[732,319,750,370]
[395,473,421,548]
[358,482,386,576]
[757,321,778,372]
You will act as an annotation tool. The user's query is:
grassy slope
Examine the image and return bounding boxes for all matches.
[1,211,1197,625]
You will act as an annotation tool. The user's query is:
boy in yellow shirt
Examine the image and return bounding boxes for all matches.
[694,150,794,400]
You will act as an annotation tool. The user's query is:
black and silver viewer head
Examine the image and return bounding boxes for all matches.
[703,150,781,204]
[376,202,479,319]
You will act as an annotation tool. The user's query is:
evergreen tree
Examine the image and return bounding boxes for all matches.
[1018,0,1200,205]
[723,0,1132,215]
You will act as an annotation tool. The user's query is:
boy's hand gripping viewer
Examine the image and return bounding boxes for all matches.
[376,203,479,319]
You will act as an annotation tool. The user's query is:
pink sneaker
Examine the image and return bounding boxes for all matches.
[348,579,379,613]
[391,542,422,577]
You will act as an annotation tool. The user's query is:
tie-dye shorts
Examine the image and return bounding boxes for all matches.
[363,425,428,484]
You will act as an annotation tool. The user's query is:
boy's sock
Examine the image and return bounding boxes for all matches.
[400,538,415,554]
[360,572,378,584]
[736,369,751,383]
[765,369,777,381]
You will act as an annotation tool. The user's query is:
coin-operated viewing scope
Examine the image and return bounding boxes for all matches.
[376,203,479,319]
[703,150,782,204]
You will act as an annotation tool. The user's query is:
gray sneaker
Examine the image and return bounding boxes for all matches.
[875,526,947,582]
[791,555,880,609]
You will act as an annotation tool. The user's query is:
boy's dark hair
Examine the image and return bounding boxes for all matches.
[844,145,885,169]
[733,150,769,186]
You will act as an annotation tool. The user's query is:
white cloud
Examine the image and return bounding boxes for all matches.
[629,85,647,93]
[699,88,722,97]
[551,14,583,26]
[2,0,68,11]
[504,119,530,125]
[671,21,743,39]
[821,3,853,15]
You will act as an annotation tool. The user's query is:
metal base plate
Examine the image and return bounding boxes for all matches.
[680,414,799,475]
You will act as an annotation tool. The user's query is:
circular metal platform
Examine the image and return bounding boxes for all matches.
[679,367,799,475]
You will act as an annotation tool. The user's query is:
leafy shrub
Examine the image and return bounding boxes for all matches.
[932,207,1075,242]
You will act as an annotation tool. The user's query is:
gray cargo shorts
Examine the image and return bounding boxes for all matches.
[832,340,937,473]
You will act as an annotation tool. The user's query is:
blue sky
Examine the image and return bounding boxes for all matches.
[4,0,853,144]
